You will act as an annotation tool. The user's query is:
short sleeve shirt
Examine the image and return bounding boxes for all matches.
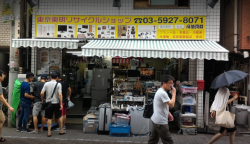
[33,82,46,103]
[151,88,171,125]
[0,83,3,110]
[58,80,69,101]
[20,81,32,105]
[41,80,62,104]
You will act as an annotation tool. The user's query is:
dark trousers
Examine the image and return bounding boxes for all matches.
[148,122,173,144]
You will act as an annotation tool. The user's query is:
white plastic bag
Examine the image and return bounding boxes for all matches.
[67,101,74,109]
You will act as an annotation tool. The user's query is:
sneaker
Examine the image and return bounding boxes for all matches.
[16,128,22,132]
[63,126,66,130]
[21,129,32,133]
[39,130,44,133]
[53,128,60,131]
[29,130,39,134]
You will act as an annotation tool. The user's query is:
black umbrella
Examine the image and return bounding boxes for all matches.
[210,70,248,89]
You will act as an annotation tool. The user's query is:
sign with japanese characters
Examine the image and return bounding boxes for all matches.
[35,15,205,40]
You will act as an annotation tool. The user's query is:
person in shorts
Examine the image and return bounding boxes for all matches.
[55,73,71,131]
[29,74,47,134]
[41,72,65,137]
[0,70,14,142]
[205,87,238,144]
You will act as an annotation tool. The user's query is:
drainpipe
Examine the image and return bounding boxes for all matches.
[233,0,238,54]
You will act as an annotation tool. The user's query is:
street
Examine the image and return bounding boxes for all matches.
[1,127,250,144]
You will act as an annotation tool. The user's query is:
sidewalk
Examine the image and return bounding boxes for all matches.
[2,127,250,144]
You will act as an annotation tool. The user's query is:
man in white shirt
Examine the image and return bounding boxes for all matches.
[148,75,176,144]
[41,72,65,137]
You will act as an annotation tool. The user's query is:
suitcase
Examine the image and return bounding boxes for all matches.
[98,105,112,134]
[130,107,150,135]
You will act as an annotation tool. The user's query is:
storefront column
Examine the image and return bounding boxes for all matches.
[248,58,250,106]
[188,59,204,128]
[31,47,37,75]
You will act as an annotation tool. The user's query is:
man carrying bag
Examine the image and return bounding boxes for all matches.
[41,72,65,137]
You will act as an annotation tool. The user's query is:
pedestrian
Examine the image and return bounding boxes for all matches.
[17,72,35,133]
[54,73,71,131]
[0,70,14,142]
[148,75,176,144]
[205,87,238,144]
[41,72,65,137]
[29,74,47,134]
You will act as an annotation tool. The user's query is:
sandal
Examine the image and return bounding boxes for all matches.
[0,137,6,142]
[59,132,66,135]
[47,135,52,137]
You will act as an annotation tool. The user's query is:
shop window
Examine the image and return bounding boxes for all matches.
[134,0,190,9]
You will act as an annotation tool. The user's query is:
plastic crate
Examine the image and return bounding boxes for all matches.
[182,97,196,105]
[181,87,197,93]
[117,116,130,126]
[109,124,131,137]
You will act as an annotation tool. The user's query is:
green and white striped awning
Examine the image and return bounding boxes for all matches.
[82,40,229,61]
[12,39,79,49]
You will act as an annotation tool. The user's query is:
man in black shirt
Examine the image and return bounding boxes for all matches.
[56,73,71,130]
[30,74,47,134]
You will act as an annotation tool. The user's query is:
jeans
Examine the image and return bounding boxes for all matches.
[18,101,31,130]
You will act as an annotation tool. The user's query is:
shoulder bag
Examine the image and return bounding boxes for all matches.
[215,105,235,128]
[143,100,154,119]
[42,82,58,111]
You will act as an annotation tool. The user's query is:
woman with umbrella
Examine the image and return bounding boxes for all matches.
[205,70,248,144]
[205,87,238,144]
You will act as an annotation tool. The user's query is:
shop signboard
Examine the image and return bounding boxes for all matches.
[35,15,205,40]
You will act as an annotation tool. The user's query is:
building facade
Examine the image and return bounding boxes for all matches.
[221,0,250,105]
[9,0,225,129]
[0,0,12,87]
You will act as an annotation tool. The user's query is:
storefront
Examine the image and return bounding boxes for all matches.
[7,0,229,135]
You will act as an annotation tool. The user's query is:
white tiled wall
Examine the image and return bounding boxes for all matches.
[189,59,204,128]
[32,0,220,41]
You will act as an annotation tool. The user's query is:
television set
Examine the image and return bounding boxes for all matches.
[137,67,155,80]
[58,25,67,33]
[127,70,140,81]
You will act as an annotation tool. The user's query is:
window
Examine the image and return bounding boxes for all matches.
[134,0,190,9]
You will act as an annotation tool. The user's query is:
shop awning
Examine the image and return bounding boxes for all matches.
[82,40,229,61]
[12,39,79,49]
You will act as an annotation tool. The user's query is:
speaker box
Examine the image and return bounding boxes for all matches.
[207,0,218,9]
[113,0,121,7]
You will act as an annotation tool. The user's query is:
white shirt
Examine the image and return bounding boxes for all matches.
[41,80,62,104]
[151,88,171,125]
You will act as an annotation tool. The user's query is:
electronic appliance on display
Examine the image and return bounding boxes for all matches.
[58,25,67,33]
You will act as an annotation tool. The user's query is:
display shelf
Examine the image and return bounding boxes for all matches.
[112,109,129,111]
[180,113,196,118]
[178,86,198,135]
[111,95,146,110]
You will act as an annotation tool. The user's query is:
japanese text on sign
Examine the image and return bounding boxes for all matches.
[36,15,206,40]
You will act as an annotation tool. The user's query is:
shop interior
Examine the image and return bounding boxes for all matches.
[64,49,199,133]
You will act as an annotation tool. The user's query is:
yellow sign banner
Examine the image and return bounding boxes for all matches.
[35,15,205,40]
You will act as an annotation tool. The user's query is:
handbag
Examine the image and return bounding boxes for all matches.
[45,82,58,111]
[143,101,154,119]
[67,101,74,109]
[215,105,235,128]
[42,102,47,110]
